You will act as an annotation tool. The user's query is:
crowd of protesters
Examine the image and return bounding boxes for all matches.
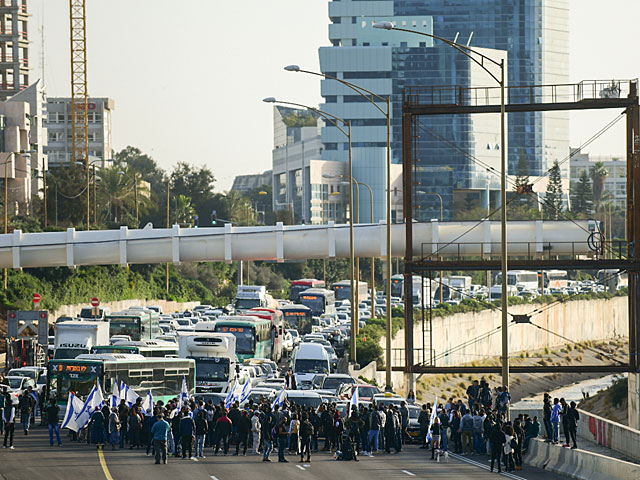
[1,377,583,473]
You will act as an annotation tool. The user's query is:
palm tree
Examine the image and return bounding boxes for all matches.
[223,190,250,224]
[590,162,609,213]
[174,194,196,226]
[98,166,132,222]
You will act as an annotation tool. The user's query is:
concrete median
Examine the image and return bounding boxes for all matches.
[525,438,640,480]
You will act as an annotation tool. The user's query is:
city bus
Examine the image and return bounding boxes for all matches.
[47,353,195,406]
[543,270,569,289]
[390,275,404,298]
[106,311,161,341]
[597,269,628,291]
[280,304,313,335]
[289,279,326,302]
[495,270,539,292]
[213,316,273,361]
[177,332,237,393]
[245,309,284,363]
[332,280,368,303]
[91,340,178,358]
[299,288,337,317]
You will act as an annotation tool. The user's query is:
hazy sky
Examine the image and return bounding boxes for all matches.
[28,0,640,190]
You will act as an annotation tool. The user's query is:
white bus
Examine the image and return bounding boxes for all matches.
[91,339,178,358]
[544,270,569,289]
[177,332,237,393]
[495,270,539,292]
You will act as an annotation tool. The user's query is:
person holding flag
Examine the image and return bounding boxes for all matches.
[177,376,189,411]
[239,379,252,405]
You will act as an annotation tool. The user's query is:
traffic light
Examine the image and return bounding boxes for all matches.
[211,210,217,226]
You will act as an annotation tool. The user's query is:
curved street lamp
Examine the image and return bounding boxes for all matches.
[264,97,358,362]
[374,21,510,397]
[284,65,394,389]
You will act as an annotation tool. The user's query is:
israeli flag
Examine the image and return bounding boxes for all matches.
[111,381,120,409]
[142,390,154,415]
[426,396,439,442]
[120,382,140,407]
[351,387,360,407]
[272,388,286,409]
[75,381,105,430]
[224,380,237,409]
[180,375,189,408]
[239,379,252,404]
[61,392,85,432]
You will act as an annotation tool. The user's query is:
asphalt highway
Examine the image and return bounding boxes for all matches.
[0,428,570,480]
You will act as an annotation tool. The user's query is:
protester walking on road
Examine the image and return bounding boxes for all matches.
[195,410,208,458]
[251,411,261,455]
[215,409,233,456]
[277,418,289,463]
[108,407,120,450]
[489,423,506,473]
[45,399,62,447]
[2,399,15,449]
[18,390,34,435]
[300,412,314,462]
[179,409,195,459]
[151,412,171,465]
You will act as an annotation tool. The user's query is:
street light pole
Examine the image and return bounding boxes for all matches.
[374,22,509,398]
[284,66,393,386]
[166,179,170,294]
[263,97,357,362]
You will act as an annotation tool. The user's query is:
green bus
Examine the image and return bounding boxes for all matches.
[213,316,273,361]
[47,353,195,406]
[106,311,161,341]
[91,340,178,358]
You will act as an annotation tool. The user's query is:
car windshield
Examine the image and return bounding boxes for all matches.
[294,359,329,374]
[8,370,36,379]
[192,358,230,381]
[8,378,24,389]
[287,395,322,409]
[323,377,354,390]
[357,386,380,398]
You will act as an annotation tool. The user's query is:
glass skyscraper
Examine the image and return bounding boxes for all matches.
[319,0,569,221]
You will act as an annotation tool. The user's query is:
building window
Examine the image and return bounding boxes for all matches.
[325,143,338,151]
[325,96,337,103]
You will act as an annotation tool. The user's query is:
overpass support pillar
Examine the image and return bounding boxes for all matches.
[630,374,640,430]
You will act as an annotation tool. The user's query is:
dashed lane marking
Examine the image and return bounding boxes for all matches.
[97,447,114,480]
[210,476,220,480]
[296,465,307,471]
[402,470,416,476]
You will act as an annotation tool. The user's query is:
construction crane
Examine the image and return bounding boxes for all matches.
[68,0,89,230]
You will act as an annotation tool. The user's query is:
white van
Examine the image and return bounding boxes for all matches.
[291,342,331,389]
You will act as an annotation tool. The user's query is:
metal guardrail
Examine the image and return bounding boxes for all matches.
[404,79,637,108]
[419,240,628,262]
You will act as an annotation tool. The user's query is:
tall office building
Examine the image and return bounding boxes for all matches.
[0,0,29,100]
[320,0,569,221]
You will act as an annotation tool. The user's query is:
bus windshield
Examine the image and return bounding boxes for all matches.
[215,325,256,354]
[299,295,325,315]
[283,310,312,332]
[109,318,141,340]
[191,357,230,382]
[234,298,261,310]
[54,348,87,360]
[294,359,329,374]
[391,279,403,297]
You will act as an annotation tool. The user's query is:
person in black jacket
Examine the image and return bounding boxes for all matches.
[566,401,580,449]
[489,423,506,473]
[46,399,62,446]
[194,410,208,458]
[234,410,251,456]
[299,413,314,462]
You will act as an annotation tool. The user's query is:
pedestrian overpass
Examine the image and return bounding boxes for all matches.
[0,219,600,269]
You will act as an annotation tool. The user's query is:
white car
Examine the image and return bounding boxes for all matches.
[283,331,294,354]
[4,376,37,405]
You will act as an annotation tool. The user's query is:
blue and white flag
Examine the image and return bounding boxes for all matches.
[142,390,154,415]
[351,386,360,407]
[272,388,286,409]
[239,379,252,404]
[178,375,189,410]
[74,381,105,430]
[61,392,85,432]
[426,396,439,442]
[224,380,237,409]
[120,382,140,407]
[111,381,120,409]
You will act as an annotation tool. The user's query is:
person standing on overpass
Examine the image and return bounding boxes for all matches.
[151,413,171,465]
[566,402,580,449]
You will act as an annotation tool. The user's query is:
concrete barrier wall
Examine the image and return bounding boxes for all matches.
[51,298,200,320]
[525,438,640,480]
[391,296,628,366]
[577,408,640,463]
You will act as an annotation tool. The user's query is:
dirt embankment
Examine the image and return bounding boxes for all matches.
[415,338,628,405]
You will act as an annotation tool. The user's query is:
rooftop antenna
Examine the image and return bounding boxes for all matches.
[453,32,460,44]
[467,31,474,47]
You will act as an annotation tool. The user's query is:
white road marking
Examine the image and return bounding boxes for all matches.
[448,453,527,480]
[303,464,311,467]
[402,470,416,476]
[296,465,306,471]
[210,476,220,480]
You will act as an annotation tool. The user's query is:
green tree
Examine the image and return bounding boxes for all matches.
[543,161,564,220]
[45,164,89,227]
[173,194,196,226]
[571,169,593,216]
